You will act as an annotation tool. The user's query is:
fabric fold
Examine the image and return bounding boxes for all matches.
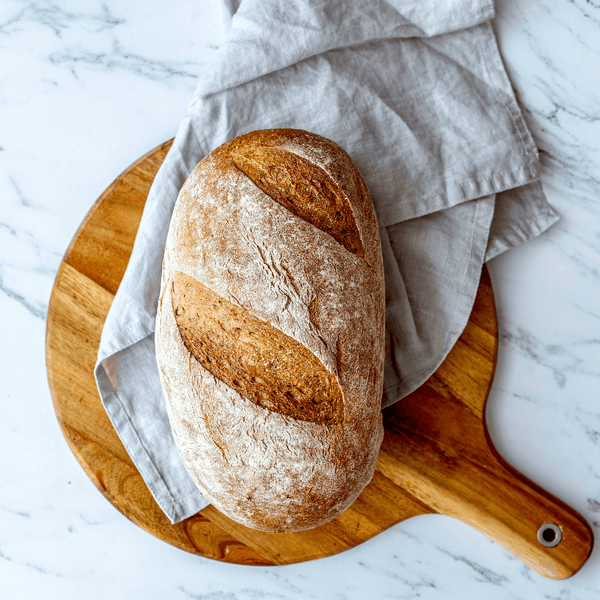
[382,194,496,406]
[204,0,496,94]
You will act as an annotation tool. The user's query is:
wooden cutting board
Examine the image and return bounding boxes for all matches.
[45,139,593,579]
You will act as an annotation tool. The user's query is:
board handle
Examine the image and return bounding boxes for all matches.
[381,391,594,579]
[452,439,594,580]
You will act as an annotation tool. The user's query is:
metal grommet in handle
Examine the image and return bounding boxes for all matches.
[538,523,562,547]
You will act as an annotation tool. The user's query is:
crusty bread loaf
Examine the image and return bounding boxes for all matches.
[155,129,385,532]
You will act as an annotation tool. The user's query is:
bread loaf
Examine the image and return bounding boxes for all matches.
[155,129,385,532]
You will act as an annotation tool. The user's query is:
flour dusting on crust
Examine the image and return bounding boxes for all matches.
[155,129,385,532]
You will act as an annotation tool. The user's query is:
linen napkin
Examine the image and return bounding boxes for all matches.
[95,0,558,523]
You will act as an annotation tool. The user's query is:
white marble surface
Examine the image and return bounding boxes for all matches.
[1,0,599,598]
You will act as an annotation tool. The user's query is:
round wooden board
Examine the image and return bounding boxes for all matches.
[46,140,593,578]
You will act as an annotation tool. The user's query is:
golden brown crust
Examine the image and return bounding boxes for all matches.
[230,142,364,256]
[155,128,385,532]
[172,270,344,424]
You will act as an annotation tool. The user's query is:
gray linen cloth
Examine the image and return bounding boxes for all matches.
[95,0,558,523]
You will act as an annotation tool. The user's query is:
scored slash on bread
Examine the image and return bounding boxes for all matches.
[229,137,365,257]
[172,271,344,424]
[155,129,386,532]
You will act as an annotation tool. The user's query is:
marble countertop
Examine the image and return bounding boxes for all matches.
[2,0,599,598]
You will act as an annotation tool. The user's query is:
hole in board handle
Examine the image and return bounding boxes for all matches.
[537,523,562,548]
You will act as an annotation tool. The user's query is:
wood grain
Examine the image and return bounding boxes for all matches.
[45,139,593,578]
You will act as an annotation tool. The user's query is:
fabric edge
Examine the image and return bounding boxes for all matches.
[381,194,496,408]
[485,182,560,261]
[94,355,210,524]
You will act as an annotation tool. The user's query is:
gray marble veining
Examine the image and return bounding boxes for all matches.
[1,0,600,598]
